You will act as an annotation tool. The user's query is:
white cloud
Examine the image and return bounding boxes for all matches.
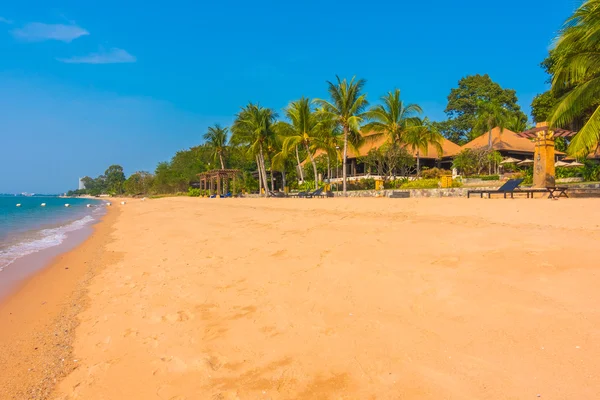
[0,17,13,24]
[57,48,136,64]
[11,22,89,42]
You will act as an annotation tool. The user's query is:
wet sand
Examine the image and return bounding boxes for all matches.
[0,208,120,399]
[3,197,600,399]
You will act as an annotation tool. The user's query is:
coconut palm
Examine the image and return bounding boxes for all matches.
[474,100,510,150]
[276,97,324,190]
[314,76,368,195]
[404,118,444,176]
[362,89,422,145]
[550,0,600,157]
[231,103,277,196]
[203,124,228,169]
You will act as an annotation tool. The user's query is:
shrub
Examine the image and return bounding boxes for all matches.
[400,179,439,189]
[421,168,451,179]
[188,187,201,197]
[480,175,500,181]
[347,178,376,191]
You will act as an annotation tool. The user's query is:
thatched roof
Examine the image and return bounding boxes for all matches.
[461,127,536,153]
[309,132,461,162]
[346,133,461,159]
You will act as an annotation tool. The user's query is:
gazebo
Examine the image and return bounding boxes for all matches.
[197,169,240,197]
[517,124,576,188]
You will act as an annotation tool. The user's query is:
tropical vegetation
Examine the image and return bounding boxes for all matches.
[67,2,600,197]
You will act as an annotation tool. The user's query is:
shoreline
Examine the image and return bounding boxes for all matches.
[0,206,120,400]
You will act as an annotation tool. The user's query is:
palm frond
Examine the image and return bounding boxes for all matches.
[567,105,600,157]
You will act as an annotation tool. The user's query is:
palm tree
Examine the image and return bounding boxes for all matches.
[315,76,368,195]
[404,118,444,176]
[231,103,277,196]
[276,97,324,190]
[474,100,510,150]
[203,124,228,169]
[363,89,422,145]
[550,0,600,157]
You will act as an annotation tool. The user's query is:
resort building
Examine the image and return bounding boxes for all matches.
[460,127,541,161]
[316,132,462,179]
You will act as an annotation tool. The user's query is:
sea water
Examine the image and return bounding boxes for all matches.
[0,196,105,272]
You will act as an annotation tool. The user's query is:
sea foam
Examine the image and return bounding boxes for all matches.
[0,214,96,272]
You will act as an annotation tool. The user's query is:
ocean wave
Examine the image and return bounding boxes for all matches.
[0,215,97,272]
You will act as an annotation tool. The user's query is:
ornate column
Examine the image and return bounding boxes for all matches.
[533,127,556,188]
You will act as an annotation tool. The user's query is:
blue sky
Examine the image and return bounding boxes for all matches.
[0,0,578,193]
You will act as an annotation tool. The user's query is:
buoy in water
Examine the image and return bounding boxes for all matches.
[64,204,70,207]
[41,203,46,207]
[16,203,21,207]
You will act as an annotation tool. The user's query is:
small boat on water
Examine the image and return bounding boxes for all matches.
[16,203,21,207]
[65,204,70,207]
[41,203,46,207]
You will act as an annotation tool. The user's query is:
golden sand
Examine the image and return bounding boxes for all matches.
[2,197,600,399]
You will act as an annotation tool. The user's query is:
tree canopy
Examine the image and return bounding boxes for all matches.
[436,74,527,144]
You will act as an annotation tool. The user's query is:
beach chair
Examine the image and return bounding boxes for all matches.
[220,192,232,198]
[305,188,324,198]
[268,191,287,198]
[288,191,308,198]
[467,179,524,199]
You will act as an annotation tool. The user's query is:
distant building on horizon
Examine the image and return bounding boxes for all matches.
[78,177,86,190]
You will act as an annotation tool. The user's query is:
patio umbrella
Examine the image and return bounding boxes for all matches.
[517,159,534,166]
[555,160,571,167]
[567,161,584,167]
[500,157,520,164]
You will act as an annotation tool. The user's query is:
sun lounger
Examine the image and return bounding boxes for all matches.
[268,191,287,198]
[288,191,308,198]
[467,179,524,198]
[305,188,325,198]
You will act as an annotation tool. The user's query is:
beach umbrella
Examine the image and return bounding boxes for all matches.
[567,161,584,168]
[517,159,534,166]
[500,157,520,164]
[555,160,571,167]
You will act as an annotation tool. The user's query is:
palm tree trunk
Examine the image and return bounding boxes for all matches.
[258,146,269,196]
[219,153,225,169]
[342,125,349,196]
[327,156,331,184]
[305,143,319,190]
[295,146,304,182]
[282,170,286,192]
[256,155,263,194]
[416,151,421,177]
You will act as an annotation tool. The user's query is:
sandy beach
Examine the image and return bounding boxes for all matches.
[2,197,600,399]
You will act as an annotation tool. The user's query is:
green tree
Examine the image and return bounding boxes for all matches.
[404,118,444,176]
[231,103,278,196]
[203,124,229,169]
[362,89,422,145]
[531,91,558,123]
[104,165,126,194]
[438,74,527,143]
[124,171,154,195]
[315,76,368,195]
[474,100,510,150]
[276,97,324,189]
[549,0,600,157]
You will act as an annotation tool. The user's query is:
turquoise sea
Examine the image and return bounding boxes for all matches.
[0,196,105,272]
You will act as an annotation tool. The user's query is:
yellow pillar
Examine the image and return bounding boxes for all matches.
[375,179,384,190]
[533,129,556,188]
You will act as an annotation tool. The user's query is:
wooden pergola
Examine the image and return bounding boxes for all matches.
[197,169,240,196]
[517,125,577,188]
